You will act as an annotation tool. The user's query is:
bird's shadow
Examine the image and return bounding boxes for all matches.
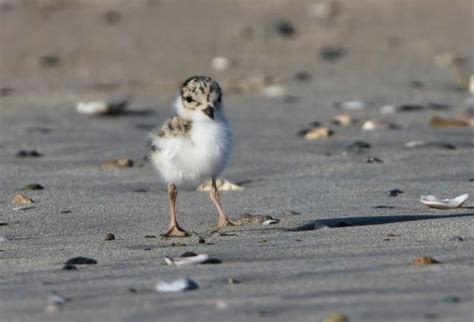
[289,212,474,231]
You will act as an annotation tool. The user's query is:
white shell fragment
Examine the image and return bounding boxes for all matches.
[12,205,35,211]
[469,74,474,95]
[76,98,129,116]
[339,100,367,111]
[211,56,231,71]
[156,278,198,293]
[420,193,469,209]
[46,294,67,313]
[197,178,243,191]
[362,120,399,131]
[164,254,209,267]
[262,219,280,225]
[262,85,287,98]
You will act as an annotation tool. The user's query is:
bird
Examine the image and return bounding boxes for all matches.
[148,76,239,237]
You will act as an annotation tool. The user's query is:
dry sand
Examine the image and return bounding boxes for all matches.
[0,1,473,321]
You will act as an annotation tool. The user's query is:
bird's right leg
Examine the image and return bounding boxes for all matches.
[162,183,189,237]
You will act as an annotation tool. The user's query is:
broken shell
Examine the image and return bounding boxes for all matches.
[211,56,231,71]
[420,193,468,209]
[156,278,198,292]
[12,205,35,211]
[76,98,129,116]
[323,312,350,322]
[46,294,67,313]
[262,219,280,225]
[332,114,352,126]
[197,178,243,191]
[362,120,400,131]
[11,194,34,204]
[379,105,396,114]
[262,85,287,98]
[100,158,134,170]
[164,254,210,266]
[304,127,334,140]
[430,116,470,127]
[412,256,441,266]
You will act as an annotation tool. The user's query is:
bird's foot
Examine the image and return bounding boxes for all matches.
[209,217,242,233]
[161,225,190,238]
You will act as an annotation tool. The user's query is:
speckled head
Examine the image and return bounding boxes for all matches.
[178,76,223,120]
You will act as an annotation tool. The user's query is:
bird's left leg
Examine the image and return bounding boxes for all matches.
[209,178,241,229]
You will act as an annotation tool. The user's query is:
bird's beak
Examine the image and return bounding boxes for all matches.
[202,106,214,120]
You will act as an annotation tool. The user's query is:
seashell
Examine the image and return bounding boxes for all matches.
[412,256,441,266]
[164,254,209,266]
[262,85,287,98]
[211,56,231,71]
[11,194,34,204]
[76,98,129,116]
[46,294,67,313]
[262,219,280,225]
[430,116,470,127]
[156,278,198,293]
[420,193,468,209]
[12,205,35,211]
[197,178,243,191]
[304,127,334,140]
[308,0,340,20]
[362,120,400,131]
[100,158,134,170]
[332,114,352,126]
[323,312,350,322]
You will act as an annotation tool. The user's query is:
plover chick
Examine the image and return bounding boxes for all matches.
[148,76,239,237]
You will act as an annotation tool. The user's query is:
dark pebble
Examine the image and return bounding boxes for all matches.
[442,296,460,304]
[64,256,97,265]
[310,121,322,127]
[23,183,44,190]
[319,46,345,62]
[104,233,115,241]
[128,287,138,293]
[198,237,206,244]
[144,235,156,238]
[449,236,463,242]
[62,264,77,271]
[0,223,8,226]
[39,55,61,68]
[396,104,425,112]
[365,157,383,163]
[294,71,312,83]
[15,150,42,158]
[374,205,395,209]
[102,10,121,25]
[468,178,474,182]
[272,20,296,38]
[347,141,371,153]
[283,95,299,103]
[133,189,147,193]
[143,248,151,251]
[181,251,198,257]
[60,210,71,214]
[0,86,14,97]
[389,189,403,197]
[409,80,425,89]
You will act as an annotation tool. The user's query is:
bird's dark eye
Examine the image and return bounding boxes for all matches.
[184,96,193,103]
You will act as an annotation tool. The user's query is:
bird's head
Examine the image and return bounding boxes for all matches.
[176,76,223,121]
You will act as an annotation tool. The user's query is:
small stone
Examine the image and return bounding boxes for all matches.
[104,233,115,241]
[334,100,367,110]
[198,237,206,244]
[262,85,287,99]
[144,235,156,238]
[410,80,425,89]
[102,10,121,25]
[100,158,134,170]
[304,127,334,140]
[39,55,61,68]
[64,256,97,265]
[272,20,296,38]
[128,287,138,293]
[133,189,147,193]
[346,141,371,153]
[59,210,71,214]
[469,178,474,182]
[389,189,403,197]
[449,236,463,242]
[412,256,441,266]
[386,233,401,237]
[15,150,42,157]
[0,86,14,97]
[374,205,395,209]
[332,114,352,126]
[379,105,396,114]
[442,296,460,304]
[430,116,470,127]
[320,46,345,62]
[308,0,340,20]
[323,312,350,322]
[62,264,77,271]
[294,71,312,82]
[365,157,383,163]
[11,194,34,204]
[227,278,241,284]
[211,56,231,71]
[23,183,44,190]
[396,104,425,112]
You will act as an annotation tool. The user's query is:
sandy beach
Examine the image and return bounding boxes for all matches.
[0,1,473,321]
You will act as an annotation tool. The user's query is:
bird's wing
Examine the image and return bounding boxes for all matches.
[148,116,192,160]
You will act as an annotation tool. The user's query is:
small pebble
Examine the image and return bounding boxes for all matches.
[323,312,350,322]
[39,55,61,68]
[60,210,71,214]
[365,157,383,163]
[227,278,241,284]
[211,56,231,71]
[427,102,450,111]
[64,256,97,265]
[23,183,44,190]
[346,141,371,153]
[294,71,312,82]
[133,189,147,193]
[320,46,345,62]
[62,264,77,271]
[145,235,156,238]
[198,237,206,244]
[389,189,403,197]
[332,114,352,126]
[102,10,121,25]
[104,233,115,241]
[397,104,425,112]
[449,236,463,242]
[272,19,296,38]
[16,150,42,158]
[412,256,441,266]
[0,86,14,97]
[442,296,460,304]
[379,105,396,114]
[100,158,134,170]
[308,0,339,20]
[304,127,334,140]
[11,194,34,204]
[374,205,394,209]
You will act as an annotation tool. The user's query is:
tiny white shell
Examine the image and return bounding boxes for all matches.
[76,98,128,116]
[262,219,280,225]
[197,178,243,191]
[156,278,198,293]
[164,254,209,266]
[420,193,469,209]
[211,56,231,71]
[262,85,287,98]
